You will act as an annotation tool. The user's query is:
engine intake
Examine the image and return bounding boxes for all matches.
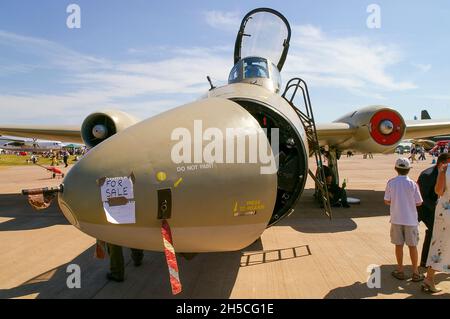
[369,109,405,146]
[81,110,139,148]
[333,106,406,153]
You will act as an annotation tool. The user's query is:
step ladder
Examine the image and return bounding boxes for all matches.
[282,78,332,219]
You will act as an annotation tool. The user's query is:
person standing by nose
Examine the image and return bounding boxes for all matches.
[422,154,450,293]
[417,153,450,268]
[384,158,424,282]
[106,243,144,282]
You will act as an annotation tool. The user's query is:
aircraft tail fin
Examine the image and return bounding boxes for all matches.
[421,110,431,120]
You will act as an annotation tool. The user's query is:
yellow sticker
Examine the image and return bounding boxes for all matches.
[156,171,167,182]
[174,177,183,188]
[242,199,265,211]
[233,199,264,216]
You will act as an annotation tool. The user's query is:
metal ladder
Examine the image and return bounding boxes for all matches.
[282,78,332,219]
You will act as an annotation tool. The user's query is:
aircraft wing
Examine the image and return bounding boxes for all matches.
[402,120,450,139]
[316,123,357,147]
[0,125,82,144]
[317,119,450,150]
[0,136,26,143]
[1,118,449,151]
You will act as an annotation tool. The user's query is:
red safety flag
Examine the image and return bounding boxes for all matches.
[94,240,107,259]
[161,219,182,295]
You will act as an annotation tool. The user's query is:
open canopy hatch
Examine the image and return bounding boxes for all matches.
[234,8,291,71]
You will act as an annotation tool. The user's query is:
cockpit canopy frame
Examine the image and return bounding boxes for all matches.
[233,7,291,72]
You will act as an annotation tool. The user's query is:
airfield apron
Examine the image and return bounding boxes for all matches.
[426,169,450,272]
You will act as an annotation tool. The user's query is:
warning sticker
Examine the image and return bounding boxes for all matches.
[233,199,265,217]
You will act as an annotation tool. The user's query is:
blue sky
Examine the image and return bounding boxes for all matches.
[0,0,449,124]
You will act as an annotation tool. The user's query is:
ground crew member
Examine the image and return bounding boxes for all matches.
[107,243,144,282]
[315,165,350,208]
[323,165,350,208]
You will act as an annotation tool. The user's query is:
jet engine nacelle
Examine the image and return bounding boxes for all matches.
[81,110,139,148]
[334,106,406,153]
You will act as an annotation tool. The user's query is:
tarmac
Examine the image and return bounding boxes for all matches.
[0,153,449,299]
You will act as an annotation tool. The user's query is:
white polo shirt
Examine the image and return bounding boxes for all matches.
[384,175,423,226]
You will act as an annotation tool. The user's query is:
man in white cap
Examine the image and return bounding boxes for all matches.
[384,158,424,282]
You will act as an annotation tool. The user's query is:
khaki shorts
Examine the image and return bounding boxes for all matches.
[390,224,419,246]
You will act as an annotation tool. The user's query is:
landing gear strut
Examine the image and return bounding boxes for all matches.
[323,147,361,205]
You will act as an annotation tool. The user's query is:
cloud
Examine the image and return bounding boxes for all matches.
[0,91,183,124]
[418,94,450,101]
[0,30,231,124]
[0,63,39,76]
[412,63,432,73]
[0,24,420,124]
[283,25,417,93]
[203,10,241,32]
[0,30,106,72]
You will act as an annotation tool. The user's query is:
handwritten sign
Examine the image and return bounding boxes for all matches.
[99,176,135,224]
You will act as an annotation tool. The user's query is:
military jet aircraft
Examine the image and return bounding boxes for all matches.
[1,8,450,254]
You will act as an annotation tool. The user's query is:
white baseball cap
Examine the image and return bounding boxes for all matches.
[395,158,411,169]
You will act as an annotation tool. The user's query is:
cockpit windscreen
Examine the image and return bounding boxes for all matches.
[228,57,282,93]
[243,57,269,79]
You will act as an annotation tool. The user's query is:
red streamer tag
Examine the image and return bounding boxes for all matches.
[161,219,182,295]
[94,240,107,259]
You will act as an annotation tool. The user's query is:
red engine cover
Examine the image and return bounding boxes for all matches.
[369,110,405,146]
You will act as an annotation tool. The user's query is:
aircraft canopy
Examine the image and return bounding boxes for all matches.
[234,8,291,71]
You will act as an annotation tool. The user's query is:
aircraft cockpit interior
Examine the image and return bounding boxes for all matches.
[228,56,282,94]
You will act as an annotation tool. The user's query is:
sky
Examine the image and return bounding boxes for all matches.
[0,0,450,125]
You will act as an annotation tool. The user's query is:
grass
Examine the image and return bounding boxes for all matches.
[0,155,77,166]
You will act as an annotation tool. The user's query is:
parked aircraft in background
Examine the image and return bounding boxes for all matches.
[0,136,63,152]
[420,110,450,142]
[402,138,435,151]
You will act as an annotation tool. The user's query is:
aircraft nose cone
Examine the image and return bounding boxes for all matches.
[58,133,147,229]
[58,151,105,229]
[57,122,161,248]
[57,97,279,252]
